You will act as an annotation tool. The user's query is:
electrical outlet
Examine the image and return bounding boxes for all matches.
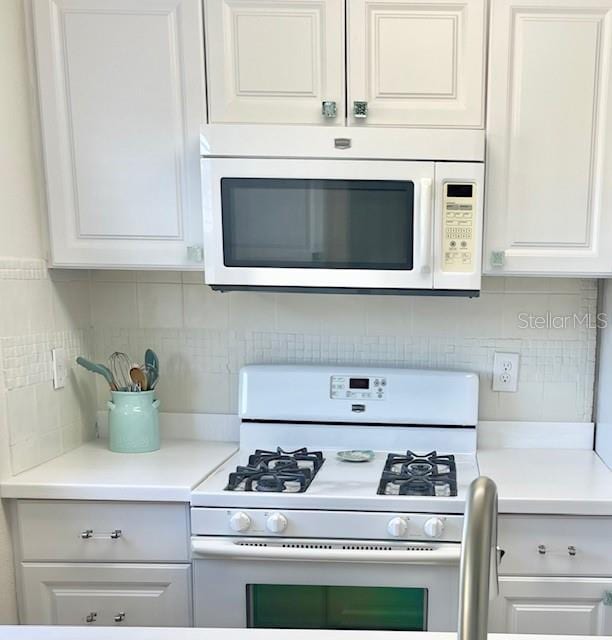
[492,352,519,392]
[52,348,67,389]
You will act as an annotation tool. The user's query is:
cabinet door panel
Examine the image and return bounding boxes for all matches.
[205,0,345,125]
[33,0,205,268]
[348,0,486,127]
[20,563,191,626]
[490,577,612,636]
[484,0,612,275]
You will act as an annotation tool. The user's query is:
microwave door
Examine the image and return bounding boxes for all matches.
[202,158,435,291]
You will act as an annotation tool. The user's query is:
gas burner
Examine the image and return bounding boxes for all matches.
[377,450,457,497]
[225,447,324,492]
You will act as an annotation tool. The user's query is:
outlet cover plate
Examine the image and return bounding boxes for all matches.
[52,347,67,389]
[492,352,519,392]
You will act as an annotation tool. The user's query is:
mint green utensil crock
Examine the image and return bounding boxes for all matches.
[107,391,160,453]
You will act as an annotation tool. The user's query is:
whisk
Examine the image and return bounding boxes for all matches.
[109,352,132,390]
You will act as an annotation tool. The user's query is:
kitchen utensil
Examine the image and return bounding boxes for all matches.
[107,390,160,453]
[145,348,159,374]
[76,357,118,391]
[138,363,158,390]
[130,366,148,392]
[336,450,375,463]
[109,352,132,390]
[144,348,159,389]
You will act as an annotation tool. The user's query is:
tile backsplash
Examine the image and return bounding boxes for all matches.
[93,272,597,423]
[0,261,96,475]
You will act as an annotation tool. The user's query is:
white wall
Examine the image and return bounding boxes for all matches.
[595,280,612,468]
[0,0,97,622]
[92,272,597,424]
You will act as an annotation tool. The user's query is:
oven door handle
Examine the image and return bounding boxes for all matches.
[191,538,461,564]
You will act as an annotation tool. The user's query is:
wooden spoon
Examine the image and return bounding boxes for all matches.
[129,367,148,391]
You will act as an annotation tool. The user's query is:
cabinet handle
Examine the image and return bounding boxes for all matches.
[114,612,126,623]
[537,544,547,555]
[80,529,122,539]
[321,101,337,118]
[490,250,505,268]
[353,101,368,118]
[187,245,204,263]
[568,545,577,557]
[85,612,97,624]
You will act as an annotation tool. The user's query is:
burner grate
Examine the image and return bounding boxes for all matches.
[225,447,324,493]
[377,450,457,497]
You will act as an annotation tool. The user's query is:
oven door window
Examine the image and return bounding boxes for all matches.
[221,178,414,270]
[247,584,427,630]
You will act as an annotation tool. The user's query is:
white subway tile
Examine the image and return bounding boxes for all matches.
[138,283,183,329]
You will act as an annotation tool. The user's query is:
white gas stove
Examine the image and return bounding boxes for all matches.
[191,365,480,631]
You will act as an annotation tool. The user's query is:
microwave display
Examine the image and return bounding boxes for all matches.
[221,178,414,270]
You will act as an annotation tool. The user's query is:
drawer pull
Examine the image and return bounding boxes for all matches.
[85,612,97,624]
[80,529,122,540]
[114,612,126,623]
[537,544,547,555]
[568,545,577,557]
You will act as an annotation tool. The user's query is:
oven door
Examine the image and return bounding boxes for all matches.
[202,158,435,291]
[192,537,460,630]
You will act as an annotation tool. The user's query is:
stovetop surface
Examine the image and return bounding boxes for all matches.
[191,446,478,513]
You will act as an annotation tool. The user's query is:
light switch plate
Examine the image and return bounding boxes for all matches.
[52,347,67,389]
[492,352,519,392]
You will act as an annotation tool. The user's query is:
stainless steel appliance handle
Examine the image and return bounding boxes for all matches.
[192,538,461,564]
[419,178,433,274]
[458,476,499,640]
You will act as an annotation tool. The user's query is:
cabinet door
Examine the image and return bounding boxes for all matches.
[33,0,205,269]
[205,0,345,125]
[484,0,612,275]
[347,0,486,127]
[489,577,612,635]
[20,563,191,626]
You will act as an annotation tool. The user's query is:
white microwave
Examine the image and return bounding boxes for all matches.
[201,126,484,296]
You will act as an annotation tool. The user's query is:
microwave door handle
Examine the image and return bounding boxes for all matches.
[419,178,433,274]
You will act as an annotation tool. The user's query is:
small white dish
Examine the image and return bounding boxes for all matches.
[337,449,375,463]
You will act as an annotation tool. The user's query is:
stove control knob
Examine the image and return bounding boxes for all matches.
[266,512,288,534]
[423,517,445,538]
[387,517,409,537]
[229,511,251,532]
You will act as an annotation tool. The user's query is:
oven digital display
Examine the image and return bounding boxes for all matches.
[349,378,370,389]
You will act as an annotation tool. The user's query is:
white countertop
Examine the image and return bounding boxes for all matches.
[0,629,598,640]
[0,439,237,502]
[478,448,612,515]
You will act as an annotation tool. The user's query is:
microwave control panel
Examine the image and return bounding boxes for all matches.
[330,375,387,400]
[442,183,476,272]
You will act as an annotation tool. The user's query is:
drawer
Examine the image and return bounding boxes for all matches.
[20,563,191,626]
[498,515,612,576]
[16,500,189,562]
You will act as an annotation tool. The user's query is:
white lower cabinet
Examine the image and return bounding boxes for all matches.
[490,577,612,636]
[20,563,191,627]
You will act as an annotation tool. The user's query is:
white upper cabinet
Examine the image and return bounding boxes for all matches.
[347,0,486,127]
[33,0,205,269]
[484,0,612,275]
[205,0,345,125]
